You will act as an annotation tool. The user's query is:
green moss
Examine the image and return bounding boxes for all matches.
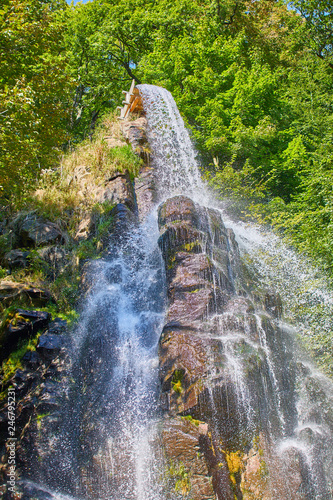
[180,241,202,253]
[171,369,184,394]
[165,460,191,497]
[181,415,202,427]
[0,331,42,401]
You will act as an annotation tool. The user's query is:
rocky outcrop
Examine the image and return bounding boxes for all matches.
[158,196,235,415]
[3,250,30,271]
[13,214,65,248]
[121,116,156,220]
[0,309,51,362]
[0,317,71,499]
[121,117,150,161]
[157,195,309,500]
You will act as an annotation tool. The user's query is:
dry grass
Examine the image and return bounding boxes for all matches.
[28,112,142,234]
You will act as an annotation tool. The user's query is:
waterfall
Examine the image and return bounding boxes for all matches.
[138,84,333,499]
[24,84,333,500]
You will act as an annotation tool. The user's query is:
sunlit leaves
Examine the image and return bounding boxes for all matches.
[0,0,72,202]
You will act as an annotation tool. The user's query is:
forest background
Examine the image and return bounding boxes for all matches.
[1,0,333,276]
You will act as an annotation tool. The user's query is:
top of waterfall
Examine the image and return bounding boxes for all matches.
[136,84,212,205]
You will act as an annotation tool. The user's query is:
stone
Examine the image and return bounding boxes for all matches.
[37,246,68,277]
[15,309,51,333]
[162,417,217,500]
[134,167,155,220]
[37,334,65,359]
[159,329,213,413]
[121,117,149,160]
[0,309,51,362]
[18,214,64,247]
[264,292,283,318]
[47,318,67,334]
[158,196,200,228]
[3,249,30,270]
[74,216,95,242]
[0,281,52,307]
[22,350,41,369]
[97,171,136,211]
[109,203,137,236]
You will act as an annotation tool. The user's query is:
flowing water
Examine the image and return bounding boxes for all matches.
[27,84,333,499]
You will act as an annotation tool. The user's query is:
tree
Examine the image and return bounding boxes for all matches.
[290,0,333,67]
[0,0,73,203]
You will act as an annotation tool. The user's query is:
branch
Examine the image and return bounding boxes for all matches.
[315,51,333,68]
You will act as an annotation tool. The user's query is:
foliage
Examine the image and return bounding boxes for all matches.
[0,329,41,398]
[0,0,73,203]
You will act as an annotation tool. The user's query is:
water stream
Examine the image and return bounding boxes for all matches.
[26,84,333,499]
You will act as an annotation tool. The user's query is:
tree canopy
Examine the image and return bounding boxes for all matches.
[1,0,332,274]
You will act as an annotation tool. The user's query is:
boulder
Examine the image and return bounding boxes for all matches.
[17,214,64,247]
[37,246,68,278]
[3,250,30,271]
[47,318,67,335]
[37,334,66,359]
[97,171,136,211]
[0,309,51,362]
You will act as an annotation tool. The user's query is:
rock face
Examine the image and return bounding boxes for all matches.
[158,196,235,416]
[3,250,30,271]
[0,309,51,362]
[0,317,71,499]
[16,214,65,247]
[157,195,312,500]
[121,117,150,160]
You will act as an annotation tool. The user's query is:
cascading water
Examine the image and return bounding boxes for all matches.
[139,84,333,499]
[23,84,333,500]
[24,212,167,500]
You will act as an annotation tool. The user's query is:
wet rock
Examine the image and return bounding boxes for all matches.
[162,418,216,500]
[264,292,283,318]
[134,166,155,220]
[16,309,51,333]
[105,263,123,284]
[158,223,205,260]
[47,318,67,335]
[109,203,137,237]
[159,329,215,414]
[157,196,240,416]
[37,334,65,359]
[22,350,41,369]
[158,196,200,228]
